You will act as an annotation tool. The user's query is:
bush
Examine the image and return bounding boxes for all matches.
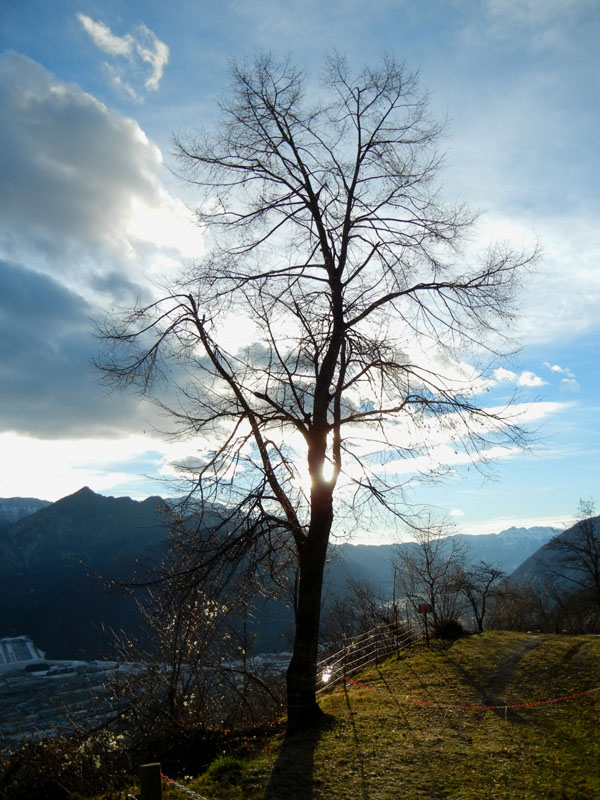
[0,730,134,800]
[434,619,465,640]
[205,753,246,785]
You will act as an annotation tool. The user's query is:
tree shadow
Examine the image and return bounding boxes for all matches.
[264,715,335,800]
[434,637,545,723]
[374,665,418,735]
[341,685,370,800]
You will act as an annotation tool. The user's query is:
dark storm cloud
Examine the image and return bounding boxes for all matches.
[0,53,202,440]
[0,260,146,438]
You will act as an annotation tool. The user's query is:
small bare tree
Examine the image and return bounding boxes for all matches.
[110,577,284,735]
[320,575,396,648]
[455,561,505,632]
[487,578,544,632]
[99,54,533,731]
[545,500,600,609]
[394,521,467,630]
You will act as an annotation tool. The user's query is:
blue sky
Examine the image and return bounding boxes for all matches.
[0,0,599,539]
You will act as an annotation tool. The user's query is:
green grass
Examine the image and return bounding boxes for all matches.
[99,632,600,799]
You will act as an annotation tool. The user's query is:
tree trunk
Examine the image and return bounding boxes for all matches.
[285,488,332,733]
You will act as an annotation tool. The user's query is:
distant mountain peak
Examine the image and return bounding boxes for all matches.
[70,486,97,497]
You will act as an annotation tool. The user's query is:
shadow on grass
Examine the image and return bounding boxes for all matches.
[341,684,370,800]
[264,715,335,800]
[375,666,418,735]
[439,637,544,722]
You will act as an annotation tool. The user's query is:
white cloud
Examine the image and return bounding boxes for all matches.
[543,362,575,379]
[461,0,598,57]
[341,400,569,487]
[491,367,547,388]
[0,53,202,301]
[135,24,170,91]
[487,400,571,425]
[470,215,600,348]
[437,14,599,351]
[77,14,134,57]
[459,211,594,342]
[543,362,579,390]
[493,367,517,382]
[0,432,164,501]
[0,54,206,441]
[0,430,255,502]
[376,444,524,478]
[449,508,465,518]
[517,371,547,388]
[77,13,170,97]
[485,0,591,30]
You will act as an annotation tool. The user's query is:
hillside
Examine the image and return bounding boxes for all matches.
[510,515,600,590]
[0,497,51,533]
[0,487,171,658]
[173,631,600,800]
[4,631,599,798]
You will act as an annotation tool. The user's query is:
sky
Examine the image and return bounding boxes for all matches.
[0,0,599,540]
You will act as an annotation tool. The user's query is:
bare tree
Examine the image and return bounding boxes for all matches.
[545,500,600,610]
[455,561,505,632]
[99,54,533,731]
[394,520,467,630]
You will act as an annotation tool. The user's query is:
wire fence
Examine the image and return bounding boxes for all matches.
[131,763,212,800]
[316,622,420,694]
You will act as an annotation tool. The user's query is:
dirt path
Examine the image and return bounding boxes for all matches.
[411,633,551,714]
[481,634,547,706]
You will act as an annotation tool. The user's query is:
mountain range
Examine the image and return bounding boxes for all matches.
[0,487,561,659]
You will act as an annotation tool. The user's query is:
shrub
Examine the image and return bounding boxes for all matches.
[434,619,465,640]
[0,722,224,800]
[205,754,246,785]
[0,730,134,800]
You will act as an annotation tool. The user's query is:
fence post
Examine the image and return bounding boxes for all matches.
[394,603,400,658]
[140,762,162,800]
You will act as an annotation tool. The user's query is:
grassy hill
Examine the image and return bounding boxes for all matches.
[170,631,600,800]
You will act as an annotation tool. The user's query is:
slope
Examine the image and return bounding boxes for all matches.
[188,631,600,800]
